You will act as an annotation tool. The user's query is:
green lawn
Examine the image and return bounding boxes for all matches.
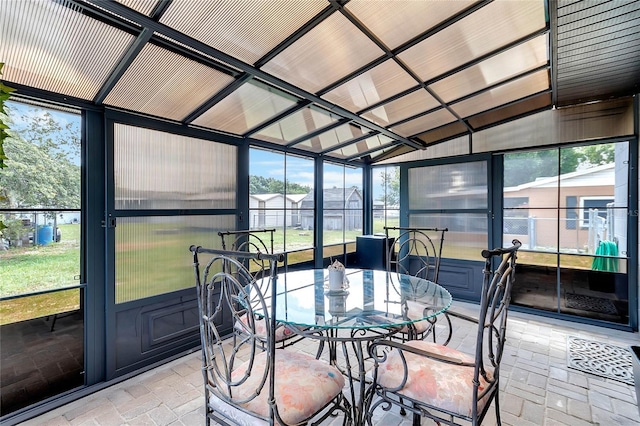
[0,219,604,324]
[0,223,81,324]
[0,223,80,295]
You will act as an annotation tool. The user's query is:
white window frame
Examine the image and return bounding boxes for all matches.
[579,196,614,228]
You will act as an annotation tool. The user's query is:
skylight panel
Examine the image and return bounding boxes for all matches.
[361,89,441,127]
[327,134,394,159]
[295,123,371,153]
[390,109,459,138]
[321,60,417,113]
[252,107,340,145]
[192,81,298,135]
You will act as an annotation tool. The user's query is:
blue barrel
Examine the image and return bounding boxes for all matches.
[37,225,53,245]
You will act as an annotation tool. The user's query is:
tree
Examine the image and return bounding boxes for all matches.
[503,144,615,187]
[250,175,310,195]
[0,62,15,170]
[0,108,80,209]
[377,167,400,206]
[578,144,615,166]
[0,62,16,233]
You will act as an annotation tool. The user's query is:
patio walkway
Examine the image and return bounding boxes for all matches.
[24,301,639,426]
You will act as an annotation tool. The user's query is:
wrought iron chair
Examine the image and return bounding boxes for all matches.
[219,229,306,349]
[190,246,348,425]
[384,226,448,341]
[366,240,521,426]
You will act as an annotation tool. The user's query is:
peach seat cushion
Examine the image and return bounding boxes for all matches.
[209,350,344,425]
[399,300,433,334]
[375,341,492,418]
[235,315,297,342]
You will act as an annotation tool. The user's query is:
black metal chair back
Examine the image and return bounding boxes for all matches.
[384,226,448,283]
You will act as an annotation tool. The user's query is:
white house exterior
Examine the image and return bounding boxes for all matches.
[249,193,307,228]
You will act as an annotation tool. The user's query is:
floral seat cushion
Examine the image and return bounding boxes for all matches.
[375,341,492,418]
[235,314,297,342]
[209,349,344,425]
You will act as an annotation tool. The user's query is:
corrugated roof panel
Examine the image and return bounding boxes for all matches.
[321,60,417,113]
[430,35,548,103]
[103,43,235,121]
[160,0,327,65]
[154,33,241,73]
[0,0,134,100]
[398,1,546,82]
[450,69,549,118]
[467,92,552,129]
[114,0,157,16]
[192,81,298,135]
[374,134,470,164]
[414,123,470,147]
[261,13,384,94]
[361,89,441,127]
[345,0,476,50]
[390,108,458,138]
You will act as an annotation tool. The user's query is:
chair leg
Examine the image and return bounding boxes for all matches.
[315,339,325,359]
[494,392,502,426]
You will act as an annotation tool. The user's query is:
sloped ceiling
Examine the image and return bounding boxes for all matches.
[1,0,638,164]
[554,0,640,107]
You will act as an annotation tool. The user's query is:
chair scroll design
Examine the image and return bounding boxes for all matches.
[191,246,347,426]
[384,227,448,283]
[219,228,275,253]
[384,226,448,341]
[366,239,521,426]
[218,229,309,350]
[219,229,275,281]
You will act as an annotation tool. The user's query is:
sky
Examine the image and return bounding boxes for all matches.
[6,100,81,165]
[7,100,80,131]
[250,147,364,190]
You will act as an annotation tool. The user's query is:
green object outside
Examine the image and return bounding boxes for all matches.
[591,240,619,272]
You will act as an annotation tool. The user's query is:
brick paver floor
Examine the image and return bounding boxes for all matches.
[23,301,640,426]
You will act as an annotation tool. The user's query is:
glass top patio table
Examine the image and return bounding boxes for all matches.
[264,268,452,330]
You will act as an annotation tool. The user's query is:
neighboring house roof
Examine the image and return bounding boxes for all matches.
[287,193,307,204]
[301,187,362,204]
[505,163,615,193]
[249,193,308,203]
[250,193,283,202]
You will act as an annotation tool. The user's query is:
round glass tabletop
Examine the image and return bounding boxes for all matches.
[259,268,452,330]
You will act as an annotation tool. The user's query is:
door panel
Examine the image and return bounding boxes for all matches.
[112,294,202,375]
[106,120,240,378]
